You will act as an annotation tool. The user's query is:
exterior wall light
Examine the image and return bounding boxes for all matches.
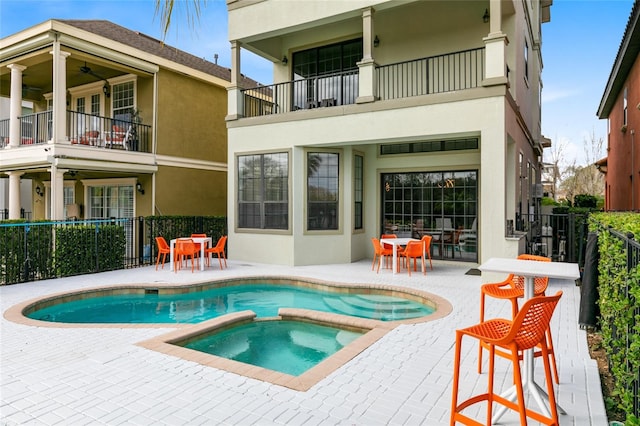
[483,9,490,23]
[281,56,288,65]
[136,183,145,195]
[374,36,380,47]
[35,186,43,197]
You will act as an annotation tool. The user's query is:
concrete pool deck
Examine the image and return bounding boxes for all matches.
[1,259,607,425]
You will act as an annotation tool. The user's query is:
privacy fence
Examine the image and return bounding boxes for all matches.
[0,216,227,285]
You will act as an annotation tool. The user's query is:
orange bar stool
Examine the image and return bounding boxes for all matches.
[478,254,559,384]
[450,291,563,426]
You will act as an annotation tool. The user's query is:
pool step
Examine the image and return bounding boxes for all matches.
[323,297,425,320]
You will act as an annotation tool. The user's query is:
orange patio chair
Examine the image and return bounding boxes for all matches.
[371,237,393,273]
[451,291,563,426]
[190,233,207,256]
[155,236,171,270]
[477,254,558,383]
[398,240,426,276]
[205,236,227,269]
[174,238,199,273]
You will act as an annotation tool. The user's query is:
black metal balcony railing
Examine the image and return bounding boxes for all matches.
[67,111,152,153]
[242,69,358,118]
[376,48,485,100]
[239,48,486,118]
[1,111,151,153]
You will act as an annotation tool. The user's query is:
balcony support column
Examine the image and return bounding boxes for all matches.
[482,0,509,87]
[49,43,71,145]
[357,7,377,104]
[7,64,26,149]
[48,163,67,221]
[7,171,24,219]
[226,40,244,121]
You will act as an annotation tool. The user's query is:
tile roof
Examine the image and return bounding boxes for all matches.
[58,19,261,89]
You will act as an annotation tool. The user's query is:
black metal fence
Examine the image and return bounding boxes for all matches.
[516,212,590,265]
[600,227,640,419]
[0,216,226,285]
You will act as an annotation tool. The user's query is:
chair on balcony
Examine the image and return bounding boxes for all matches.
[71,130,100,146]
[105,125,131,150]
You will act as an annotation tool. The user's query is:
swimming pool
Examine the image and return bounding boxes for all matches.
[20,277,441,324]
[6,276,451,391]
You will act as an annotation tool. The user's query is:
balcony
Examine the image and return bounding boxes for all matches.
[0,110,152,153]
[240,48,485,118]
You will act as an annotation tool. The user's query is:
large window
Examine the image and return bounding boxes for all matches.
[382,171,477,261]
[237,152,289,229]
[354,154,363,230]
[292,39,362,108]
[307,152,339,230]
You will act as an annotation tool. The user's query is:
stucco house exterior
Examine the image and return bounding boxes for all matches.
[597,1,640,211]
[0,19,255,221]
[225,0,552,266]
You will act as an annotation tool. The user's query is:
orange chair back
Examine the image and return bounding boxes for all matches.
[175,238,196,255]
[513,254,551,294]
[403,240,423,257]
[420,235,432,251]
[503,291,562,350]
[191,233,207,238]
[155,236,170,252]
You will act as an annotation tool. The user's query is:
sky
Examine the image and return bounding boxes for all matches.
[0,0,635,167]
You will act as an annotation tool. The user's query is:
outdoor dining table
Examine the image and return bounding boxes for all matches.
[478,257,580,422]
[169,236,212,272]
[380,237,426,275]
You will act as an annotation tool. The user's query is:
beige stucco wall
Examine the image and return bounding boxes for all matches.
[155,165,226,216]
[155,70,228,163]
[228,92,515,266]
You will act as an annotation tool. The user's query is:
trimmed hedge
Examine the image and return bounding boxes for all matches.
[55,224,126,276]
[590,212,640,424]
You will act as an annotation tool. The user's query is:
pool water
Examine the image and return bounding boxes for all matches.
[28,284,434,323]
[182,320,364,376]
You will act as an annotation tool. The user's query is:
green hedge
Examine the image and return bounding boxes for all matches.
[0,220,55,284]
[55,224,126,276]
[146,216,227,259]
[590,212,640,424]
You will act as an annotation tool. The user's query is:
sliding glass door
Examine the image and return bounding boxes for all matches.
[381,171,478,261]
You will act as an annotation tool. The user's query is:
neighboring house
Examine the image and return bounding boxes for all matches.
[0,19,256,221]
[225,0,552,266]
[597,1,640,211]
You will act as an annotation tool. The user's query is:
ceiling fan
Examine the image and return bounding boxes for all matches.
[79,62,106,81]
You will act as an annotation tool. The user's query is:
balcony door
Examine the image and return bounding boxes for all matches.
[292,39,362,108]
[381,171,478,261]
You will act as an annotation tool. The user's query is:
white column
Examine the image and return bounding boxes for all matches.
[48,164,67,220]
[7,64,27,149]
[482,0,508,86]
[356,7,376,104]
[226,40,243,121]
[7,171,24,219]
[50,44,71,145]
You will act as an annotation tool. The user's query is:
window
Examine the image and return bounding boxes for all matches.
[237,152,289,229]
[380,138,478,155]
[524,39,529,81]
[88,184,134,219]
[623,87,628,127]
[63,186,75,219]
[307,152,339,230]
[354,154,363,230]
[112,80,135,122]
